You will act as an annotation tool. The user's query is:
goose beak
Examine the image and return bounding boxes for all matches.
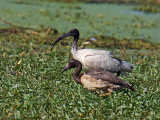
[62,67,68,72]
[62,63,70,72]
[51,33,72,50]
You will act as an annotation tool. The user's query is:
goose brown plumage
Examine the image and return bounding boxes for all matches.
[62,59,135,96]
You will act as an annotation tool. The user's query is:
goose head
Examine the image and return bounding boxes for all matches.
[62,59,81,71]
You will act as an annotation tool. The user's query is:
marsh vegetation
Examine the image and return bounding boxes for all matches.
[0,0,160,119]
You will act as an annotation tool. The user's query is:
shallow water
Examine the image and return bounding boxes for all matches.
[0,0,160,43]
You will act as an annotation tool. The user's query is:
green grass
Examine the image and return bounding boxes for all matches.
[0,0,160,119]
[0,28,160,119]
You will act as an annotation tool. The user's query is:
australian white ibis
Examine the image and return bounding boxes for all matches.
[51,28,133,76]
[62,59,135,95]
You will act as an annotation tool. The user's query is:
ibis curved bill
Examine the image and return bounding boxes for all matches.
[51,28,133,76]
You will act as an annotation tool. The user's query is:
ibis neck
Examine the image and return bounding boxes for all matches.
[73,63,82,84]
[71,36,78,57]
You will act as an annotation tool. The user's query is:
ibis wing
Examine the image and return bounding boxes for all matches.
[77,49,132,73]
[83,54,121,72]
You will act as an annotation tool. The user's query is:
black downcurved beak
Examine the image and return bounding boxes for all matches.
[51,33,72,51]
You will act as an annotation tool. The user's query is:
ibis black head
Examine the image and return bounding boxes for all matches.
[51,28,80,50]
[62,59,81,72]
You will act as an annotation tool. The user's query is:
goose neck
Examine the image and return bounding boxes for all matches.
[73,63,82,84]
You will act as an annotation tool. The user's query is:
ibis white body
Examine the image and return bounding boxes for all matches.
[51,28,133,75]
[72,48,133,74]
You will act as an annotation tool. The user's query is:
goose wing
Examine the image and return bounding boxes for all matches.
[85,70,135,91]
